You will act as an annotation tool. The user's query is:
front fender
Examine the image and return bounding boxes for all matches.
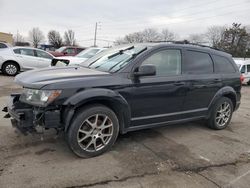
[63,88,131,133]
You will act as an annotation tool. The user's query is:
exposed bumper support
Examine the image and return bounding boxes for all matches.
[3,95,62,135]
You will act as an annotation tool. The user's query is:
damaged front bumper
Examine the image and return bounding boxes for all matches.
[3,94,62,135]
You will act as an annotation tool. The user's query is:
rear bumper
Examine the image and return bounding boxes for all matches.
[4,94,62,135]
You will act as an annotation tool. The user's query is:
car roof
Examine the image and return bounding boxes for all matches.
[12,46,40,50]
[129,42,232,57]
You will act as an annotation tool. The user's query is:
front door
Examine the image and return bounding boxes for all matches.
[14,48,38,70]
[129,48,188,127]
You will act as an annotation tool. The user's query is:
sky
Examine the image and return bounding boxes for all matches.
[0,0,250,47]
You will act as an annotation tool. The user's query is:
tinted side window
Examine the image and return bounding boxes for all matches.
[36,50,53,59]
[19,49,35,56]
[184,50,213,74]
[0,43,7,48]
[247,65,250,73]
[13,49,20,54]
[76,48,83,53]
[65,48,75,54]
[142,49,181,76]
[213,55,235,73]
[240,65,246,73]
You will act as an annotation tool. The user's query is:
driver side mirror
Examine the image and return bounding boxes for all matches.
[134,64,156,77]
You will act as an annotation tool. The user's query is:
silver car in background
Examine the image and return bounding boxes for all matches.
[0,46,54,76]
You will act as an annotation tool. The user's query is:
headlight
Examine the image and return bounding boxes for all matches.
[20,89,61,107]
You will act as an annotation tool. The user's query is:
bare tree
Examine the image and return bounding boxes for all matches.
[14,32,24,43]
[114,27,178,44]
[206,26,226,47]
[141,28,160,42]
[188,34,206,44]
[48,30,63,48]
[160,28,176,41]
[28,27,45,48]
[64,30,76,46]
[124,32,144,43]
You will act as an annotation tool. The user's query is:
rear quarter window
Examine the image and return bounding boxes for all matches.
[213,55,236,73]
[13,49,20,54]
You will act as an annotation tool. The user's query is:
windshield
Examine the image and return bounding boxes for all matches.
[56,47,66,53]
[76,48,101,58]
[88,46,147,73]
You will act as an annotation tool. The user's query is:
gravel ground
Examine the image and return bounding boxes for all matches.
[0,74,250,188]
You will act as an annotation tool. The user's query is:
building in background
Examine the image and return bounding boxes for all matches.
[0,32,14,44]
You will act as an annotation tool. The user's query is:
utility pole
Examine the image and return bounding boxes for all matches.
[93,22,97,47]
[93,22,101,47]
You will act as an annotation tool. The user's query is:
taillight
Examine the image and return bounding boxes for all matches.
[240,74,245,84]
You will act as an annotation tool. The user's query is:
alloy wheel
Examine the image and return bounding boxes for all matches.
[77,114,113,152]
[215,102,231,127]
[5,64,17,75]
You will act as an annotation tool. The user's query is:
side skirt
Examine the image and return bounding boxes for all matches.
[123,116,206,133]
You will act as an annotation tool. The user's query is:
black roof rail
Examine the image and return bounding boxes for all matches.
[148,40,224,52]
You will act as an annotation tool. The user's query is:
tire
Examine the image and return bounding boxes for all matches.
[2,62,19,76]
[207,97,233,130]
[66,104,119,158]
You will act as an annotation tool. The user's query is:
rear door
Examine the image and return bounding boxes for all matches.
[13,48,39,70]
[182,50,222,114]
[35,49,53,68]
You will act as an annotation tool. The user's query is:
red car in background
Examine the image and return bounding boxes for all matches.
[50,46,85,57]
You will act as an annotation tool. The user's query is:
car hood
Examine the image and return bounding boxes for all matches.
[15,66,109,89]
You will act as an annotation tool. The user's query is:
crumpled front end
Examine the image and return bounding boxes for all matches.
[3,94,61,135]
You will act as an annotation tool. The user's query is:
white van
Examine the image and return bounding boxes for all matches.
[234,59,250,85]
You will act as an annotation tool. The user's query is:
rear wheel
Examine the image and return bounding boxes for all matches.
[207,97,233,130]
[67,105,119,158]
[2,62,19,76]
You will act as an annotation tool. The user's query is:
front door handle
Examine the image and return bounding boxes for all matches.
[214,79,222,82]
[174,81,185,86]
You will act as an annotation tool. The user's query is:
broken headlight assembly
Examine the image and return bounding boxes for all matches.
[20,89,61,107]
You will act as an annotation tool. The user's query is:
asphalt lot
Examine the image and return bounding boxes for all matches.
[0,74,250,188]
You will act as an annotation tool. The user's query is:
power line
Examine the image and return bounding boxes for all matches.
[102,0,247,27]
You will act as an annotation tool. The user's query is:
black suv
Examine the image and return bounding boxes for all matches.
[3,42,241,157]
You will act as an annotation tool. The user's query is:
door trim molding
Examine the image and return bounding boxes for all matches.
[131,108,207,121]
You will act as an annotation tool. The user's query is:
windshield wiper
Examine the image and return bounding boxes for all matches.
[108,47,147,72]
[107,46,134,59]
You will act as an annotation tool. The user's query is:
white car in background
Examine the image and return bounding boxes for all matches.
[0,47,54,76]
[0,42,12,49]
[234,59,250,85]
[52,47,106,66]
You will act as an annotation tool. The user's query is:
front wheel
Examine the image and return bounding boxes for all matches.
[207,97,233,130]
[67,105,119,158]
